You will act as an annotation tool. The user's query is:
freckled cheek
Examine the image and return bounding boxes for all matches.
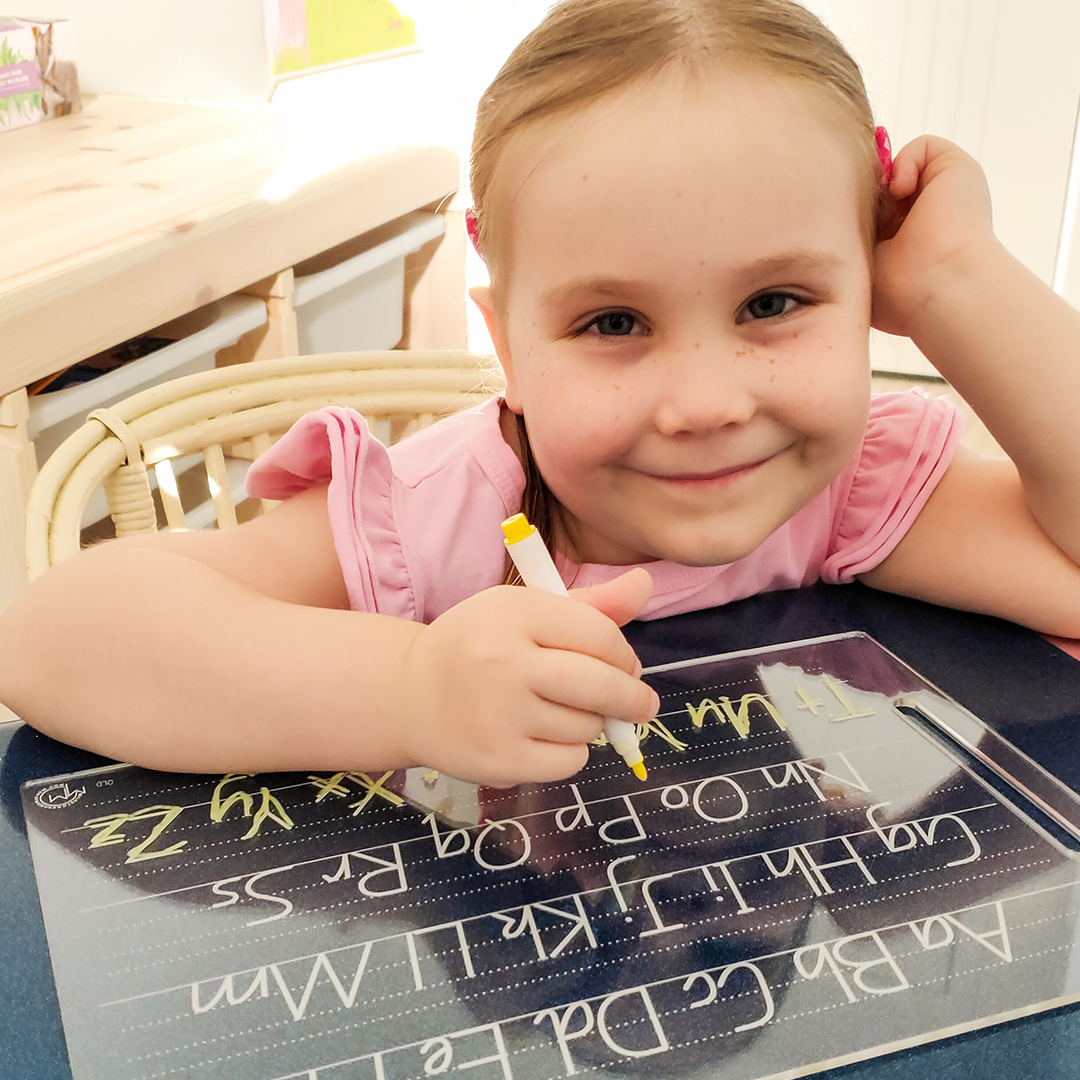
[762,352,829,407]
[766,337,868,430]
[528,386,640,474]
[781,323,867,376]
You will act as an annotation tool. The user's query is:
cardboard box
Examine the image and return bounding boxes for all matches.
[0,16,80,132]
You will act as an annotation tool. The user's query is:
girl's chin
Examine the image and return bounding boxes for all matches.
[567,523,770,568]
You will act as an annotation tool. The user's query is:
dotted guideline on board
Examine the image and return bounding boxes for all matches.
[21,632,1080,1080]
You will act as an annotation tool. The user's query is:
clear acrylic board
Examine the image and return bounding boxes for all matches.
[21,632,1080,1080]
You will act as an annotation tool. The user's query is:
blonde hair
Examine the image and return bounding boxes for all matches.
[471,0,880,281]
[471,0,881,570]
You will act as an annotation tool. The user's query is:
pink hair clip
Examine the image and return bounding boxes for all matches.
[465,207,482,256]
[875,126,893,184]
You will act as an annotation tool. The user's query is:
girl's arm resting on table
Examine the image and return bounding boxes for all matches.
[859,446,1080,638]
[0,484,658,786]
[861,136,1080,634]
[874,136,1080,570]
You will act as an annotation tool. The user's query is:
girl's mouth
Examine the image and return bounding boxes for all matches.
[646,455,774,488]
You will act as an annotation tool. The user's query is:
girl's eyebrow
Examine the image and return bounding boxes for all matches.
[539,277,649,308]
[539,251,848,308]
[741,250,846,276]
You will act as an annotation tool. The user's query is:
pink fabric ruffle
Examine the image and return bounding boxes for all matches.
[822,391,963,584]
[245,408,415,618]
[245,390,961,623]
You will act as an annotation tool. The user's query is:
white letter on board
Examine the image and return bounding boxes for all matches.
[595,987,669,1059]
[474,820,531,870]
[555,784,593,831]
[534,1002,593,1075]
[354,845,408,897]
[598,796,647,845]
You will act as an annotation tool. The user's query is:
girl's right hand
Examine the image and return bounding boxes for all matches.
[396,568,658,788]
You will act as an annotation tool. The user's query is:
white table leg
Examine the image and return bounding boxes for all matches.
[216,269,299,365]
[401,208,468,350]
[0,389,38,611]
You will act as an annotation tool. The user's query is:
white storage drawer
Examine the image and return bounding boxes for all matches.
[28,295,267,462]
[28,294,267,527]
[292,211,445,354]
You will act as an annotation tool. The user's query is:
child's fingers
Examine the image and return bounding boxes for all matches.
[888,134,952,200]
[455,738,592,789]
[458,585,640,673]
[886,142,923,203]
[530,648,660,726]
[524,701,606,746]
[527,595,642,675]
[508,740,592,786]
[569,567,653,626]
[888,135,979,203]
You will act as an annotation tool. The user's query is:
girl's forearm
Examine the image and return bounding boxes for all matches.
[0,543,425,773]
[904,238,1080,563]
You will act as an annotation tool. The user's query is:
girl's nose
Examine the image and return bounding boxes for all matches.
[652,345,757,436]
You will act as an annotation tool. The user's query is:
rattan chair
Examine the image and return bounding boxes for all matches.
[25,351,503,582]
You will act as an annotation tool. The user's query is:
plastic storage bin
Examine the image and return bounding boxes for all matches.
[28,294,267,526]
[292,210,445,354]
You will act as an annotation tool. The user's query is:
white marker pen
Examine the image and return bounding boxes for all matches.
[501,513,648,781]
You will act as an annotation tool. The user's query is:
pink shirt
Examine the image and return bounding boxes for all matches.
[245,391,962,622]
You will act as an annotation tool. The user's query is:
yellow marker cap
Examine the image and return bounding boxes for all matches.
[501,513,535,545]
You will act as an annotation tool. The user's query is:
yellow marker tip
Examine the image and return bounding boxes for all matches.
[501,513,535,545]
[632,762,647,781]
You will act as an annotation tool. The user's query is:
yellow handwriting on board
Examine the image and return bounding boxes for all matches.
[821,674,876,721]
[307,773,353,801]
[307,771,403,815]
[210,774,295,840]
[83,804,187,863]
[795,682,824,714]
[685,694,787,739]
[639,717,688,751]
[347,772,403,815]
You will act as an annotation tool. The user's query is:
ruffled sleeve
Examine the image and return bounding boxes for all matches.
[243,407,416,618]
[821,390,963,584]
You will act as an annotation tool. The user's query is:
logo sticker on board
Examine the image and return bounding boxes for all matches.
[33,783,86,809]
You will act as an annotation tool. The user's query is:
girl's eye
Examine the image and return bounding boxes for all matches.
[741,292,800,321]
[583,311,640,337]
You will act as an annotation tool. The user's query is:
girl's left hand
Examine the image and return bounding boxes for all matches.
[872,135,997,340]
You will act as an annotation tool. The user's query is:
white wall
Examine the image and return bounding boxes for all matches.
[809,0,1080,374]
[10,0,276,102]
[270,1,551,201]
[289,0,1078,365]
[270,1,552,351]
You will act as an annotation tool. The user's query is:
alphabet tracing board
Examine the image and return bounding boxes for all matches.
[21,632,1080,1080]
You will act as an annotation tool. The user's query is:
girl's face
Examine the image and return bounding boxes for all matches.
[476,67,874,566]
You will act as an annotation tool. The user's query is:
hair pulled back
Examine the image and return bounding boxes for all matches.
[471,0,881,570]
[471,0,881,283]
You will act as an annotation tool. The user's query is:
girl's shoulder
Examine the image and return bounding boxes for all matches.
[851,389,963,498]
[388,395,521,500]
[245,396,518,500]
[245,398,523,621]
[823,389,964,582]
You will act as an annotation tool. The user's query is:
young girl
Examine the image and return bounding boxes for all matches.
[4,0,1080,789]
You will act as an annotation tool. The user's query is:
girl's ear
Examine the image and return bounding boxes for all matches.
[469,285,523,413]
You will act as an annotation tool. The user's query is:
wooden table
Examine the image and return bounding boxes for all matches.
[0,95,466,610]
